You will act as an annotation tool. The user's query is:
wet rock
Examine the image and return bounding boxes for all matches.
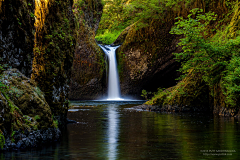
[22,138,31,149]
[214,106,240,118]
[0,128,61,151]
[16,140,23,149]
[10,143,16,148]
[133,103,211,113]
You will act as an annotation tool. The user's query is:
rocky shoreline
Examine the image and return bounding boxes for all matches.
[0,128,60,151]
[132,104,211,112]
[132,104,240,118]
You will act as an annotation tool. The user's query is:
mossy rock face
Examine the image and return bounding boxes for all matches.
[69,0,106,100]
[116,0,234,99]
[0,0,35,77]
[31,0,76,121]
[0,69,54,133]
[146,70,210,109]
[146,70,240,117]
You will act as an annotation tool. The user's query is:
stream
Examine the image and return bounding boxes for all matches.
[2,100,240,159]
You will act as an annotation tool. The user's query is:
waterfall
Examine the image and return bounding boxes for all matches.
[99,45,123,100]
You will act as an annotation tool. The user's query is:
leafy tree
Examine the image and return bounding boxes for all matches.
[170,8,240,107]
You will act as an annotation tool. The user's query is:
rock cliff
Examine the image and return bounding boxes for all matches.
[69,0,106,100]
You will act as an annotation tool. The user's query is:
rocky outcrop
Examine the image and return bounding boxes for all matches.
[1,128,60,150]
[115,0,234,99]
[69,0,106,100]
[212,83,240,118]
[0,69,60,150]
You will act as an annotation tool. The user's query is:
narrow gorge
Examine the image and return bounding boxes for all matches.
[1,0,240,159]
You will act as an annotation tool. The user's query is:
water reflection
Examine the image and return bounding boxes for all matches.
[1,101,240,160]
[107,104,119,160]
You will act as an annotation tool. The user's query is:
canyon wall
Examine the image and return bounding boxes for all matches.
[69,0,106,100]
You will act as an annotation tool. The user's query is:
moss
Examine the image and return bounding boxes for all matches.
[225,2,240,38]
[95,29,124,44]
[32,0,76,118]
[0,130,5,149]
[146,70,210,108]
[0,69,55,135]
[34,115,41,121]
[53,119,58,129]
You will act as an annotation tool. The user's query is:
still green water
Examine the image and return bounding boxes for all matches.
[2,101,240,159]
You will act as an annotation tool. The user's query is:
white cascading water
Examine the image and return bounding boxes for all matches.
[99,45,123,100]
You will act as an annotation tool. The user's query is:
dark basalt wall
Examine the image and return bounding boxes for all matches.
[0,0,35,77]
[69,0,106,100]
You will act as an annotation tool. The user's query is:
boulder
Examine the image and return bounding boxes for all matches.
[0,69,60,150]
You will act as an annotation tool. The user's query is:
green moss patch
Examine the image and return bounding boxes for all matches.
[0,69,55,134]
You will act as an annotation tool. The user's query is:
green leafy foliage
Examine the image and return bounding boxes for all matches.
[96,0,194,44]
[141,90,148,100]
[96,0,130,44]
[222,55,240,106]
[141,89,153,100]
[170,8,240,107]
[34,115,41,120]
[170,8,218,83]
[53,119,58,129]
[96,29,124,44]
